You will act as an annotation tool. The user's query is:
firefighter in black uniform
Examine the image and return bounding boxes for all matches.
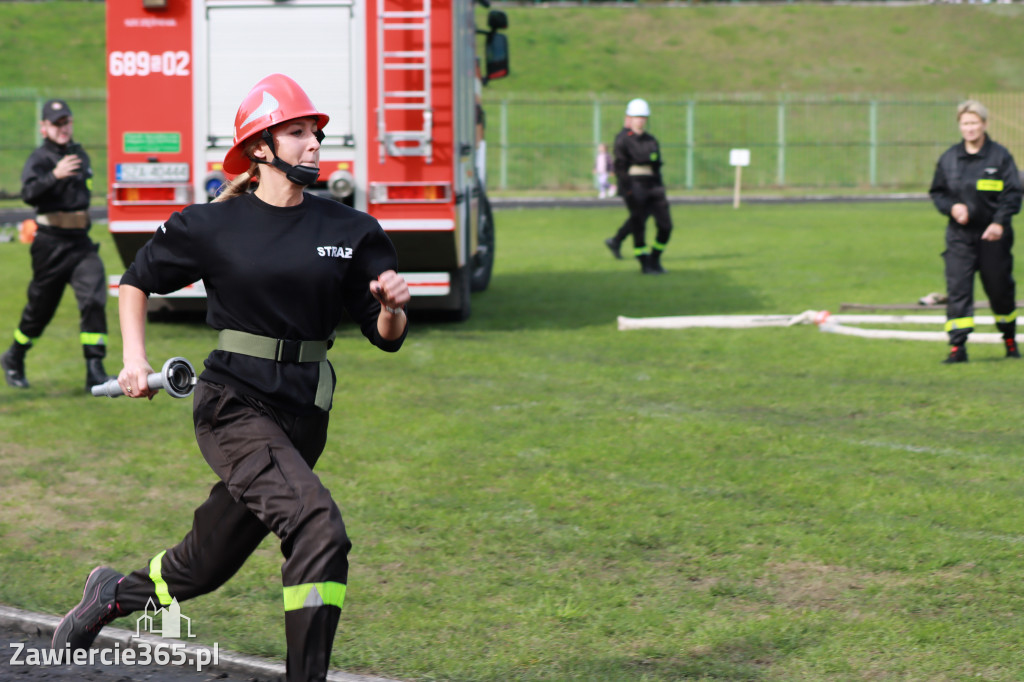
[51,74,411,682]
[1,99,112,391]
[603,98,673,274]
[929,99,1023,364]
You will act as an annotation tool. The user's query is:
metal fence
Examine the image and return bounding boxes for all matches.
[482,93,1024,193]
[3,90,1023,198]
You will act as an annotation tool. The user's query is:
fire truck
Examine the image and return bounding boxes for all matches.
[105,0,509,320]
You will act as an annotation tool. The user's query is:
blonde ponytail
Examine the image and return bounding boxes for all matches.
[212,161,259,203]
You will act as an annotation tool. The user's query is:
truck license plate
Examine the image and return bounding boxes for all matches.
[116,163,189,183]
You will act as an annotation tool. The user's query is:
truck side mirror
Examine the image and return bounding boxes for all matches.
[485,31,509,81]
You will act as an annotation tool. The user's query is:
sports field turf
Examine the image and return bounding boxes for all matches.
[5,201,1024,680]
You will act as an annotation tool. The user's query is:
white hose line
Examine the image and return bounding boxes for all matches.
[617,311,1008,344]
[617,314,800,330]
[818,323,1005,344]
[823,314,1001,326]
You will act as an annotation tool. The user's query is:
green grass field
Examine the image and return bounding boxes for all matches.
[5,201,1024,680]
[3,2,1023,95]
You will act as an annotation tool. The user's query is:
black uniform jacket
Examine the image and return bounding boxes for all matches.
[21,138,93,215]
[120,192,407,415]
[929,134,1022,230]
[613,127,664,195]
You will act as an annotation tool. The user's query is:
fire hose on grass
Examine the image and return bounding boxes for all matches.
[616,311,1009,343]
[91,357,198,398]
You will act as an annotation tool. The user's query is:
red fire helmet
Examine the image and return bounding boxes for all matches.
[223,73,330,175]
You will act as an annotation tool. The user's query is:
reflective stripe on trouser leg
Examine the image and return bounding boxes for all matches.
[80,332,107,346]
[944,317,974,333]
[652,240,667,252]
[995,311,1017,339]
[283,581,346,612]
[81,331,108,360]
[108,550,175,613]
[995,311,1018,324]
[149,551,173,607]
[945,316,974,346]
[13,329,33,346]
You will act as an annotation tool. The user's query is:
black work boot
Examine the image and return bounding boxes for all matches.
[647,249,667,274]
[1005,338,1020,359]
[604,237,623,260]
[52,566,127,652]
[942,345,968,364]
[638,253,660,274]
[1,342,30,389]
[85,357,114,393]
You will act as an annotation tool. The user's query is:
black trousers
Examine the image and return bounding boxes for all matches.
[616,177,673,254]
[116,381,350,682]
[944,223,1017,346]
[16,229,107,355]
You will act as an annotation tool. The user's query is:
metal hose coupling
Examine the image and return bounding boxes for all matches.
[91,357,197,399]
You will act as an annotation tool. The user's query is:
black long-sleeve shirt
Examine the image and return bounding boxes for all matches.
[929,134,1022,230]
[612,127,664,193]
[121,192,407,415]
[21,138,92,214]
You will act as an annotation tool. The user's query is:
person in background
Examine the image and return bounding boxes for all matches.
[1,98,113,391]
[594,142,614,199]
[603,98,673,274]
[929,99,1022,364]
[50,74,410,682]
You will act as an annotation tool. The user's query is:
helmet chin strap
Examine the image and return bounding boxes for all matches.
[255,129,324,186]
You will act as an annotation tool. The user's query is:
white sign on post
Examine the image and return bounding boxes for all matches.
[729,148,750,208]
[729,149,751,167]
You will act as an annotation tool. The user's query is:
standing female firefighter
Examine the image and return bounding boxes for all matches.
[929,99,1022,364]
[52,74,410,682]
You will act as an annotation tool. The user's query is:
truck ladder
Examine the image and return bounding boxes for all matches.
[377,0,433,162]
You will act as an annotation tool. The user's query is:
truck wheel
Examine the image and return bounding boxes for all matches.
[470,189,494,293]
[452,264,472,321]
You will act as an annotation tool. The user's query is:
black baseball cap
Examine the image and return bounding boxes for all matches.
[41,99,72,123]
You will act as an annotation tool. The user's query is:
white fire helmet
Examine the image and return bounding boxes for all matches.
[625,98,651,117]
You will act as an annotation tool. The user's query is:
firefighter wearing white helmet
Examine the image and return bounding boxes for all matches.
[52,74,410,682]
[603,98,674,274]
[625,98,651,117]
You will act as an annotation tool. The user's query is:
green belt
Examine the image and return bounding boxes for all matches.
[217,329,334,411]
